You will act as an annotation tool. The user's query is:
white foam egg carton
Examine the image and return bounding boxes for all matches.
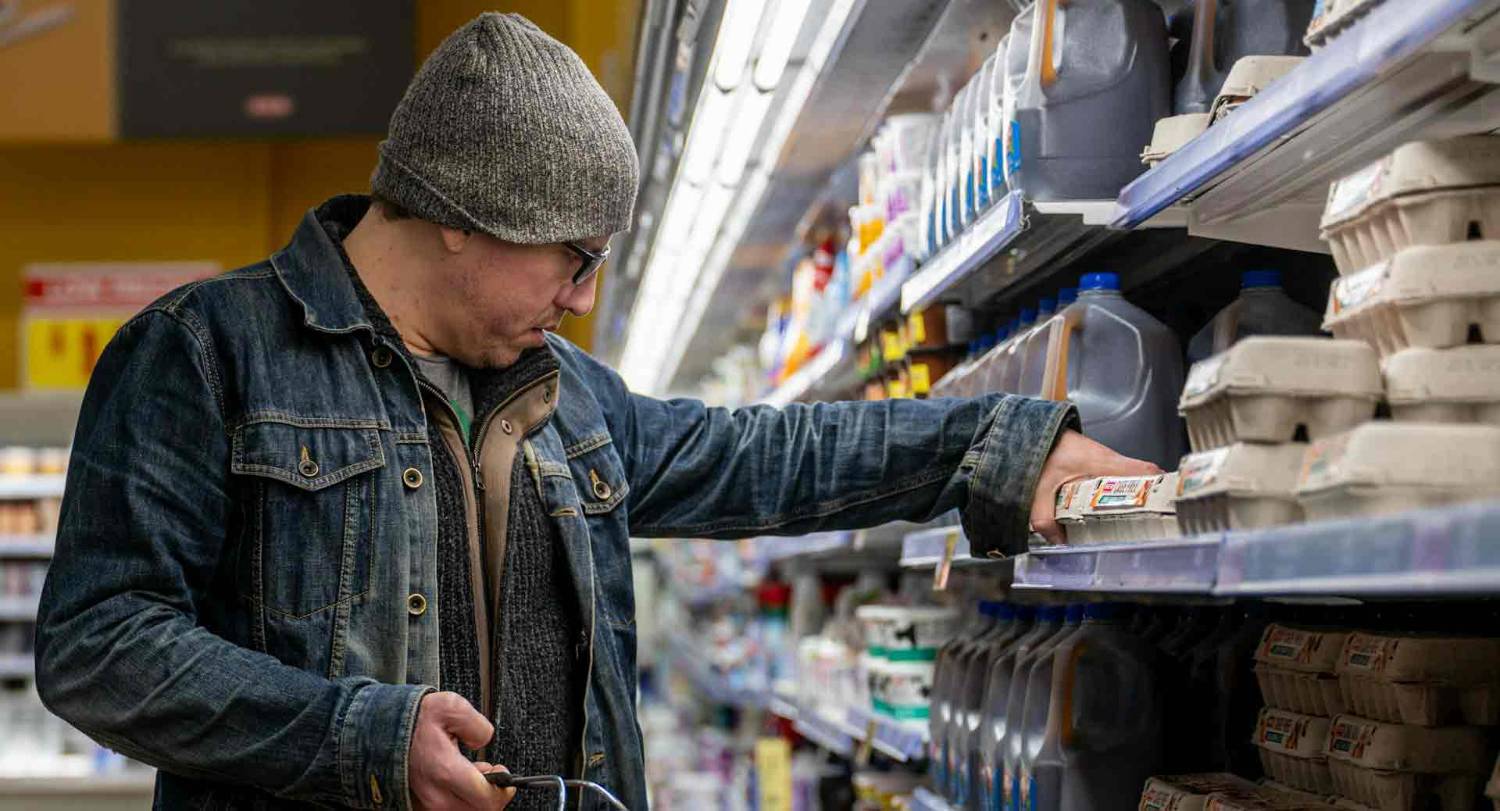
[1323,242,1500,356]
[1334,632,1500,727]
[1209,57,1305,123]
[1253,707,1336,795]
[1295,422,1500,522]
[1321,137,1500,275]
[1305,0,1384,50]
[1180,338,1383,452]
[1054,473,1180,544]
[1384,345,1500,425]
[1323,714,1492,811]
[1254,624,1351,716]
[1142,113,1212,167]
[1138,774,1262,811]
[1175,443,1306,534]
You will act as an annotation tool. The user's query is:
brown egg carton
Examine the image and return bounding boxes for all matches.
[1335,632,1500,726]
[1255,625,1351,715]
[1202,784,1334,811]
[1138,774,1262,811]
[1323,714,1493,811]
[1174,443,1306,534]
[1295,423,1500,523]
[1323,242,1500,357]
[1384,346,1500,426]
[1253,707,1336,795]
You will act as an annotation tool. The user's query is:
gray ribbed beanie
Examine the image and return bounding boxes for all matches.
[371,13,639,244]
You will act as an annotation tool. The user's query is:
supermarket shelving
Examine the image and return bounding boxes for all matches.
[0,536,53,558]
[0,597,40,622]
[899,501,1500,599]
[0,654,33,680]
[0,476,65,501]
[754,531,854,563]
[911,787,958,811]
[900,191,1025,315]
[776,696,928,763]
[1114,0,1500,251]
[666,633,767,709]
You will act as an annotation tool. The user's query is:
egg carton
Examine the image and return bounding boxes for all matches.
[1324,714,1492,811]
[1139,774,1263,811]
[1055,473,1180,544]
[1142,114,1212,167]
[1321,137,1500,275]
[1295,422,1500,522]
[1323,242,1500,357]
[1203,786,1334,811]
[1255,625,1351,715]
[1180,338,1383,452]
[1334,632,1500,726]
[1384,346,1500,425]
[1175,443,1306,534]
[1253,707,1335,795]
[1209,57,1305,123]
[1305,0,1385,50]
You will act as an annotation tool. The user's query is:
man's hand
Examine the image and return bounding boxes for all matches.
[1029,430,1162,545]
[409,692,515,810]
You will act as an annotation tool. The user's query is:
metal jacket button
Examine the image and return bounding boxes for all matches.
[500,419,514,435]
[371,346,393,368]
[298,447,319,478]
[402,468,424,489]
[589,469,612,500]
[407,593,427,617]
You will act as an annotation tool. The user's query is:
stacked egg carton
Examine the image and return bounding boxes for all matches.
[1176,336,1380,533]
[1303,136,1500,519]
[1250,624,1350,797]
[1050,472,1180,546]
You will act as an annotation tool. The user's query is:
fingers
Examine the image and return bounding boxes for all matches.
[471,763,515,809]
[441,698,495,752]
[445,762,507,810]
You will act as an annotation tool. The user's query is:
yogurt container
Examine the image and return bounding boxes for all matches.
[868,656,937,721]
[855,604,958,660]
[1323,242,1500,357]
[1180,338,1382,451]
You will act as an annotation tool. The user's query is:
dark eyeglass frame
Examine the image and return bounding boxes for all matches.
[564,240,610,285]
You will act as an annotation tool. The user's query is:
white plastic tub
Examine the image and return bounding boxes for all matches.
[1175,443,1306,534]
[1179,337,1382,451]
[1383,346,1500,425]
[1323,242,1500,356]
[1321,137,1500,275]
[1295,422,1500,522]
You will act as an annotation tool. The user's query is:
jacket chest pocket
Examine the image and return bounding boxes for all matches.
[231,421,385,619]
[563,435,633,626]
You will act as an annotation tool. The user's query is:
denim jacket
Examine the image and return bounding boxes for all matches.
[35,197,1076,810]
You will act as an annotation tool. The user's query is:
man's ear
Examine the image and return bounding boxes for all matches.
[439,225,472,255]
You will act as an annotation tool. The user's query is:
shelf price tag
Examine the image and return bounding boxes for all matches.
[934,529,961,590]
[754,737,792,811]
[855,718,878,767]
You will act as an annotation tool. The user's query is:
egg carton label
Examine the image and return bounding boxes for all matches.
[1330,263,1388,314]
[1326,158,1389,223]
[1259,626,1316,664]
[1184,353,1229,398]
[1091,476,1155,510]
[1327,717,1375,760]
[1179,448,1231,496]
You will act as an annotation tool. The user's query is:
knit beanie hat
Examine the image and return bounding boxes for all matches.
[371,13,640,245]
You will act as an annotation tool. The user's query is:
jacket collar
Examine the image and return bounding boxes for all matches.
[270,194,378,335]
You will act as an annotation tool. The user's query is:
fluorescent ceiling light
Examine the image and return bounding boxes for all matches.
[678,88,732,184]
[752,0,812,91]
[715,87,775,185]
[712,0,767,91]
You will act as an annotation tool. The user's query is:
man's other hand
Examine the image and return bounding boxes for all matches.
[410,692,514,810]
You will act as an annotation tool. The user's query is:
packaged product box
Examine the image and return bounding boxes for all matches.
[1383,346,1500,426]
[1180,338,1382,452]
[1321,137,1500,275]
[854,605,957,660]
[1252,707,1335,795]
[1323,242,1500,357]
[1139,773,1263,811]
[1294,423,1500,522]
[1254,624,1350,716]
[1323,714,1492,811]
[1175,443,1306,534]
[906,305,973,351]
[1055,473,1180,544]
[907,349,964,398]
[1334,632,1500,726]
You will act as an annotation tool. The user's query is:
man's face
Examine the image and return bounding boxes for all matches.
[430,230,606,369]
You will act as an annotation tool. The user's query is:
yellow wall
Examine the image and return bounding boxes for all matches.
[0,1,640,388]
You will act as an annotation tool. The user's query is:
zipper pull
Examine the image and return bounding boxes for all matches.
[472,456,485,491]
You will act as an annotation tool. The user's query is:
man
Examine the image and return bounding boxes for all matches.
[35,12,1157,811]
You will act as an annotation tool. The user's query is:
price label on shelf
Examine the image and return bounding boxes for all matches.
[754,738,792,811]
[934,529,960,590]
[855,718,878,767]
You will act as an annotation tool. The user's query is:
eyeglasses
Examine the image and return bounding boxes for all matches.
[564,240,610,286]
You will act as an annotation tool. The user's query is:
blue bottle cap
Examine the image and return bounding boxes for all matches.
[1083,602,1124,621]
[1242,269,1283,289]
[1079,272,1120,292]
[1018,307,1038,326]
[1057,287,1078,306]
[993,603,1017,621]
[1014,605,1037,621]
[1037,605,1065,623]
[1035,297,1056,318]
[993,325,1011,343]
[1064,605,1085,624]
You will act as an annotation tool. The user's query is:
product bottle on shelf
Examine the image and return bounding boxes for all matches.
[972,54,1000,216]
[1004,604,1083,811]
[1174,0,1316,114]
[1004,0,1170,200]
[945,604,1023,803]
[1185,269,1325,365]
[997,307,1039,395]
[1025,603,1163,811]
[931,602,1008,793]
[979,605,1065,811]
[946,84,971,243]
[988,33,1013,207]
[1014,295,1060,398]
[1040,271,1186,470]
[953,605,1036,808]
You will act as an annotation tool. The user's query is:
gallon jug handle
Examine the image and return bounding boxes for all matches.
[1058,639,1089,748]
[1040,307,1082,402]
[1040,0,1064,88]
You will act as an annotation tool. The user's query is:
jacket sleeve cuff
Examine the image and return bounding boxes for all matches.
[338,682,434,810]
[960,396,1080,559]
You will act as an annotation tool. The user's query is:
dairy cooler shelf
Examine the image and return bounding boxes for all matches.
[897,501,1500,598]
[0,536,54,558]
[910,787,958,811]
[775,696,928,763]
[0,654,33,680]
[0,476,65,501]
[1113,0,1500,248]
[0,597,39,622]
[665,634,768,710]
